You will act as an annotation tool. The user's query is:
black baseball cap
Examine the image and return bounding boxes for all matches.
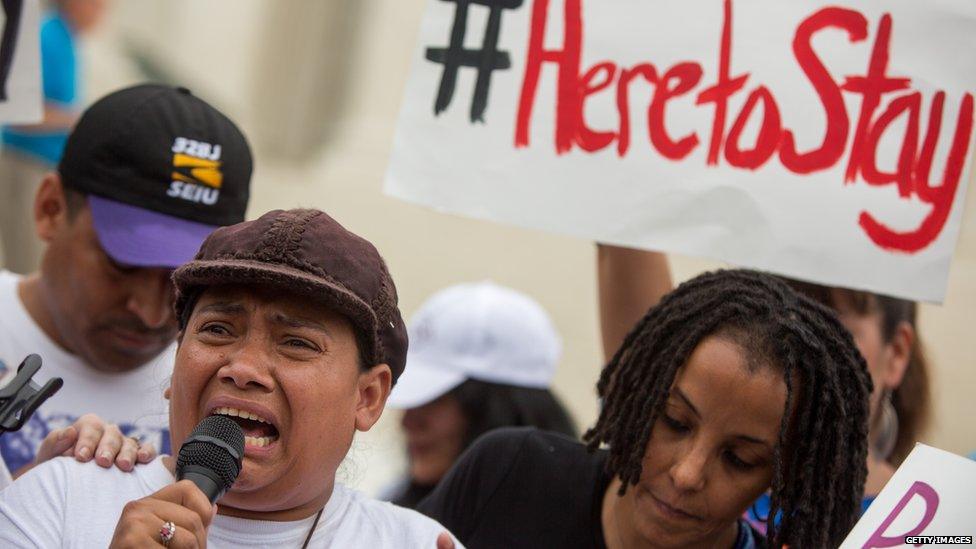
[59,84,252,269]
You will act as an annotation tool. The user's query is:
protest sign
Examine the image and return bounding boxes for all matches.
[841,444,975,548]
[385,0,976,302]
[0,0,40,124]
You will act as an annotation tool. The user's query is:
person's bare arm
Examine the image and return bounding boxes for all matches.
[597,244,673,363]
[6,102,77,133]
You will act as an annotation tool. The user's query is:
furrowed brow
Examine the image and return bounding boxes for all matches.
[270,312,330,333]
[196,302,247,316]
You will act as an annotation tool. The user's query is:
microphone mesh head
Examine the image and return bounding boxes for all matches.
[176,415,245,489]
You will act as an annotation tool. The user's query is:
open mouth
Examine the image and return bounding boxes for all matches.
[211,406,280,447]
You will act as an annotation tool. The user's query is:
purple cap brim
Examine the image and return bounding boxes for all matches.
[88,195,219,269]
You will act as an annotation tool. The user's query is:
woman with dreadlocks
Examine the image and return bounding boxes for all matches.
[744,280,930,532]
[596,246,930,532]
[418,265,872,548]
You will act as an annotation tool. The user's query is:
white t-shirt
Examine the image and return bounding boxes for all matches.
[0,457,463,548]
[0,270,175,474]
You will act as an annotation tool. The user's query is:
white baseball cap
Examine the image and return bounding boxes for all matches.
[386,281,562,409]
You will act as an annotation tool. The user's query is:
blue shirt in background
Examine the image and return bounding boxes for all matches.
[1,12,77,166]
[744,492,876,534]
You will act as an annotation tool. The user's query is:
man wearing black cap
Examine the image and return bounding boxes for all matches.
[0,84,252,475]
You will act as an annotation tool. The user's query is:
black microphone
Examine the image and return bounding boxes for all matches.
[175,415,245,503]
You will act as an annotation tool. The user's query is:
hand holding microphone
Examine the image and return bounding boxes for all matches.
[109,416,244,548]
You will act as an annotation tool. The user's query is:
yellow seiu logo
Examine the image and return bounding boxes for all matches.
[167,137,224,205]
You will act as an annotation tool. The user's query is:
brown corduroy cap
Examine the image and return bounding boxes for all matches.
[172,208,408,382]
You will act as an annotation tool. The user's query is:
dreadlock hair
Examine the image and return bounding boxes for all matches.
[784,280,930,465]
[583,269,873,549]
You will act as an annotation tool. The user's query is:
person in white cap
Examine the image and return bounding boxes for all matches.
[385,281,575,509]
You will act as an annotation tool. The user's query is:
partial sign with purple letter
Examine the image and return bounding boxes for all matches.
[841,444,976,548]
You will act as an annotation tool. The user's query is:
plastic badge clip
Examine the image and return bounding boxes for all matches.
[0,354,63,435]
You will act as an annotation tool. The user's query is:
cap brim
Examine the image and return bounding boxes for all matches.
[173,258,374,317]
[386,356,467,409]
[88,196,219,269]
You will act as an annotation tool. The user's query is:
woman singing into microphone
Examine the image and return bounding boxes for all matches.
[0,209,461,548]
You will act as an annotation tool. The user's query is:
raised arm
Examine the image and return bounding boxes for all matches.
[597,244,673,362]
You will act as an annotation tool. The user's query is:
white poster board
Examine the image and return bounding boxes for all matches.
[385,0,976,302]
[0,0,40,124]
[841,444,976,548]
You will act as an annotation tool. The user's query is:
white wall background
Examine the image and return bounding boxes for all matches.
[83,0,975,495]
